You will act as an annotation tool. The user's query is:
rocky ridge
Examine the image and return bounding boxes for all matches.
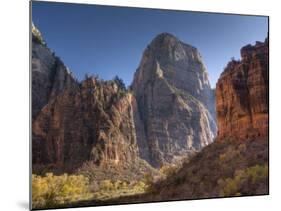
[31,23,269,207]
[132,33,217,167]
[103,37,269,204]
[32,76,150,177]
[32,25,146,177]
[32,23,77,119]
[32,27,217,174]
[216,37,269,140]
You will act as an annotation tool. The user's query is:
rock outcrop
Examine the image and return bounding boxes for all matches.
[216,37,269,140]
[32,30,217,172]
[32,24,144,174]
[105,37,269,204]
[132,33,217,167]
[32,23,77,119]
[33,77,141,172]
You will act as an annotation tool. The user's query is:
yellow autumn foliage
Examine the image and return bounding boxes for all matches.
[32,173,91,209]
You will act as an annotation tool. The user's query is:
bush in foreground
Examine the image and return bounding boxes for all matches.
[218,164,268,197]
[32,173,91,209]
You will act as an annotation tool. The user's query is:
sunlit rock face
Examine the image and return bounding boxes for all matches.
[216,37,269,140]
[132,33,217,167]
[32,77,140,171]
[31,25,141,173]
[32,28,216,172]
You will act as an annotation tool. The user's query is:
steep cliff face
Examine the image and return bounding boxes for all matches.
[32,24,148,176]
[32,30,217,173]
[32,23,77,119]
[132,33,217,167]
[33,77,141,172]
[216,37,269,140]
[107,38,269,204]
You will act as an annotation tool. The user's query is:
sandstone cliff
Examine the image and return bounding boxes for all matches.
[32,23,77,119]
[32,31,217,172]
[31,23,269,207]
[33,77,140,171]
[132,33,217,167]
[32,25,152,178]
[104,38,269,204]
[216,37,269,140]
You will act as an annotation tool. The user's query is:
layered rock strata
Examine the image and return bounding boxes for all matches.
[132,33,217,167]
[33,77,140,171]
[216,37,269,140]
[32,28,217,171]
[32,23,77,119]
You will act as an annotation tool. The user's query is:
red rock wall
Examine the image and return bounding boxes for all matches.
[32,78,139,172]
[216,37,269,140]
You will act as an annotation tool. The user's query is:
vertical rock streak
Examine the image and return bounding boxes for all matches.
[216,37,269,140]
[32,28,217,171]
[132,33,217,167]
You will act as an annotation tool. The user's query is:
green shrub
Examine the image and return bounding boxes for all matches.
[32,173,91,209]
[143,172,154,186]
[113,180,128,190]
[113,75,126,91]
[100,180,114,191]
[159,164,179,179]
[133,181,147,192]
[218,165,268,197]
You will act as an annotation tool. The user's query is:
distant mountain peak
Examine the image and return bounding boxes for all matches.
[132,32,217,167]
[152,32,179,43]
[149,32,182,51]
[149,32,195,51]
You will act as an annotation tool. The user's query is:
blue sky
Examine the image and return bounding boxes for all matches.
[32,1,268,88]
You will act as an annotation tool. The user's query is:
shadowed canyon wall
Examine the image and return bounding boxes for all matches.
[32,23,77,119]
